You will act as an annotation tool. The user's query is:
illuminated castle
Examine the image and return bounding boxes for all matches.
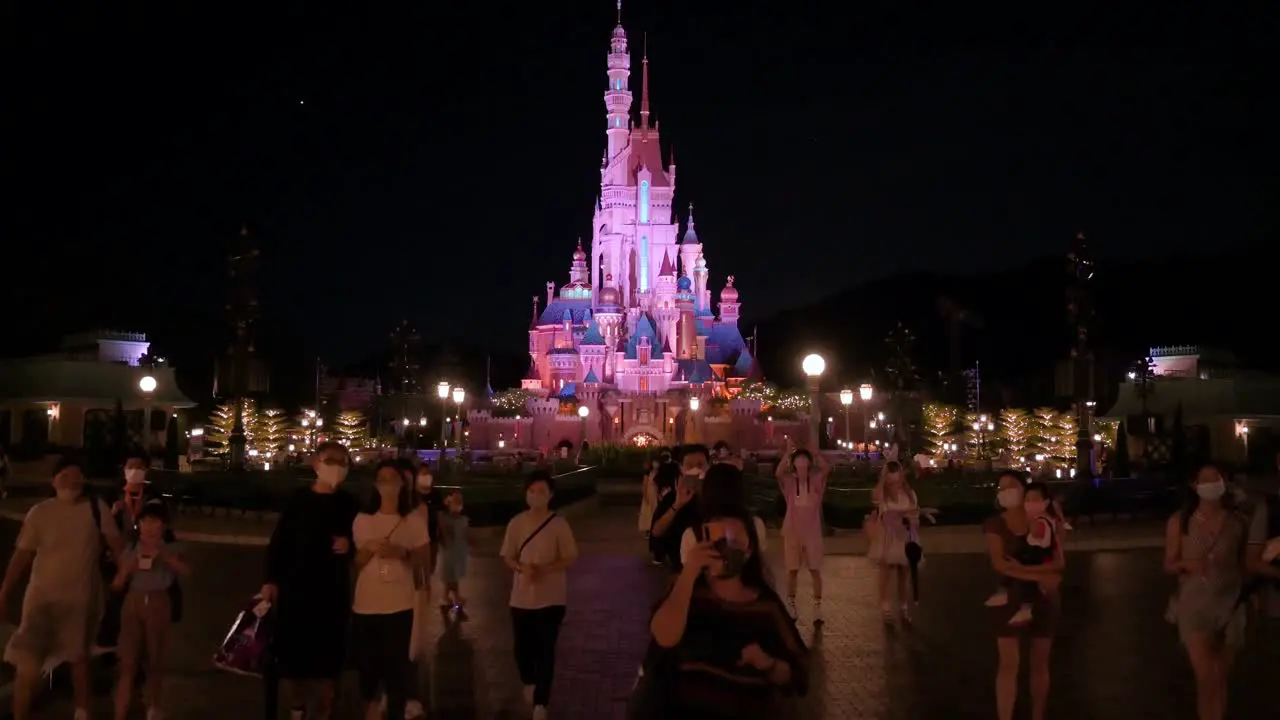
[470,4,773,450]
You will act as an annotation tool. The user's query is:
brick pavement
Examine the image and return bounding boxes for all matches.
[0,510,1277,719]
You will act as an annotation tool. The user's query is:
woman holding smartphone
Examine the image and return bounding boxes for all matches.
[644,502,808,719]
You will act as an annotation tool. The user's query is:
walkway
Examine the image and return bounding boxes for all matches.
[0,508,1275,718]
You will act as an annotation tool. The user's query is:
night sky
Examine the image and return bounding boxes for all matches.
[4,2,1272,369]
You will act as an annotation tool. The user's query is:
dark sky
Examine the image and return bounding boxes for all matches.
[4,2,1272,367]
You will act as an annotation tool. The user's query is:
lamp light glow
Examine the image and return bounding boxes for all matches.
[859,383,873,401]
[840,389,853,406]
[437,381,451,399]
[689,396,700,412]
[801,353,826,377]
[139,376,157,393]
[452,387,465,404]
[578,405,590,419]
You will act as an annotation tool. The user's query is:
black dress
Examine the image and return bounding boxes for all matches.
[266,486,361,679]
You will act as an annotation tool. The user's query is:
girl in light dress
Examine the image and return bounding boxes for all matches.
[871,461,920,622]
[439,489,470,614]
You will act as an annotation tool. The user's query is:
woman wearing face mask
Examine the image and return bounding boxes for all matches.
[261,441,361,720]
[640,503,807,719]
[871,461,918,622]
[1164,464,1253,720]
[984,471,1064,720]
[500,470,579,720]
[351,461,429,720]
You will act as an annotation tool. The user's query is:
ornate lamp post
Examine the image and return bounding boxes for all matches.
[452,387,466,446]
[436,381,451,447]
[802,353,826,450]
[577,404,590,451]
[839,389,854,451]
[139,375,157,451]
[688,395,700,444]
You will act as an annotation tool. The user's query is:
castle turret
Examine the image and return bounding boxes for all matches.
[675,274,696,359]
[595,274,624,381]
[679,203,702,282]
[604,1,632,161]
[718,275,741,325]
[693,253,709,312]
[654,249,679,349]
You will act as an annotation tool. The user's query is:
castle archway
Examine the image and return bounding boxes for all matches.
[624,425,664,448]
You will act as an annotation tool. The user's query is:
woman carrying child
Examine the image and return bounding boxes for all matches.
[983,474,1063,720]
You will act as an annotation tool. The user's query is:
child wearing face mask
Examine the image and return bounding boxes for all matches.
[985,485,1058,625]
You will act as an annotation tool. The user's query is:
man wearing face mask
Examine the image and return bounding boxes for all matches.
[650,445,712,573]
[261,441,361,720]
[1,455,123,720]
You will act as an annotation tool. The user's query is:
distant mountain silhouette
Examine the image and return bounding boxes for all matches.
[750,249,1276,403]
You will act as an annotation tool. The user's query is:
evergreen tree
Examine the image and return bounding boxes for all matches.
[1030,407,1059,466]
[1054,413,1078,465]
[998,408,1030,467]
[257,409,288,455]
[922,403,960,455]
[1113,422,1131,477]
[335,411,369,448]
[207,399,259,455]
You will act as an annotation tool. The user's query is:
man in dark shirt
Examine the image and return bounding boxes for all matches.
[649,445,711,572]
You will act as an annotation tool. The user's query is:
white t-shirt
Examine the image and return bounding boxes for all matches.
[680,516,768,566]
[352,512,430,615]
[501,511,579,609]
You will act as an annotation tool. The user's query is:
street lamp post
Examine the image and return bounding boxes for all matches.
[688,395,700,444]
[859,383,874,452]
[452,387,466,447]
[839,389,854,452]
[139,375,157,453]
[802,353,826,450]
[577,404,590,453]
[437,382,450,447]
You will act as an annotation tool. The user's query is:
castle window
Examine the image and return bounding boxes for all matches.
[639,235,650,292]
[639,180,649,224]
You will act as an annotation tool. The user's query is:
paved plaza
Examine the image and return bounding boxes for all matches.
[0,508,1277,719]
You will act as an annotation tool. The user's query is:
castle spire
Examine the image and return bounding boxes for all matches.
[616,0,622,24]
[604,4,633,159]
[640,33,651,131]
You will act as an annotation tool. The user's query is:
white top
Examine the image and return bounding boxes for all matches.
[352,512,429,615]
[501,511,579,609]
[680,516,768,566]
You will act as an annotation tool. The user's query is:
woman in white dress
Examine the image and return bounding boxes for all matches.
[871,461,919,623]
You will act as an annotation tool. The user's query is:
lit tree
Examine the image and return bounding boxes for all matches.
[207,399,260,455]
[491,389,536,418]
[963,412,996,461]
[737,381,779,404]
[1094,418,1119,449]
[998,408,1031,467]
[335,411,369,448]
[291,408,322,450]
[256,408,288,455]
[1029,407,1060,466]
[922,403,960,455]
[1053,413,1078,464]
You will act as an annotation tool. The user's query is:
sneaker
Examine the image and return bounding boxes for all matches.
[785,596,797,619]
[1008,604,1034,626]
[522,685,536,706]
[405,699,425,719]
[812,599,824,625]
[984,590,1009,607]
[532,705,549,720]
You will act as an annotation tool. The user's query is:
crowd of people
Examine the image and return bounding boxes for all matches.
[2,439,1279,719]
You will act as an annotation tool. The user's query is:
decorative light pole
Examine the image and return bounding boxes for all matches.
[802,353,826,450]
[577,404,590,451]
[139,375,157,451]
[839,389,854,451]
[688,395,700,444]
[437,381,451,447]
[452,387,466,446]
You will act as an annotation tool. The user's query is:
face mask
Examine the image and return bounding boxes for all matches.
[1195,480,1226,501]
[526,492,550,510]
[1023,500,1048,517]
[711,539,748,578]
[416,474,433,490]
[315,464,348,488]
[997,488,1024,509]
[124,469,147,485]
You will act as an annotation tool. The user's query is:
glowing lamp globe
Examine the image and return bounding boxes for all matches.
[689,396,700,412]
[840,389,854,406]
[801,353,826,378]
[452,387,465,404]
[139,376,157,393]
[859,383,874,401]
[577,405,590,419]
[418,417,427,426]
[437,381,451,399]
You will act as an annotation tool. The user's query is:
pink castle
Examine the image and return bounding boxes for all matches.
[466,4,806,454]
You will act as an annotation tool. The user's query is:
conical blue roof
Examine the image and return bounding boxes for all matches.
[583,368,600,384]
[581,318,606,345]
